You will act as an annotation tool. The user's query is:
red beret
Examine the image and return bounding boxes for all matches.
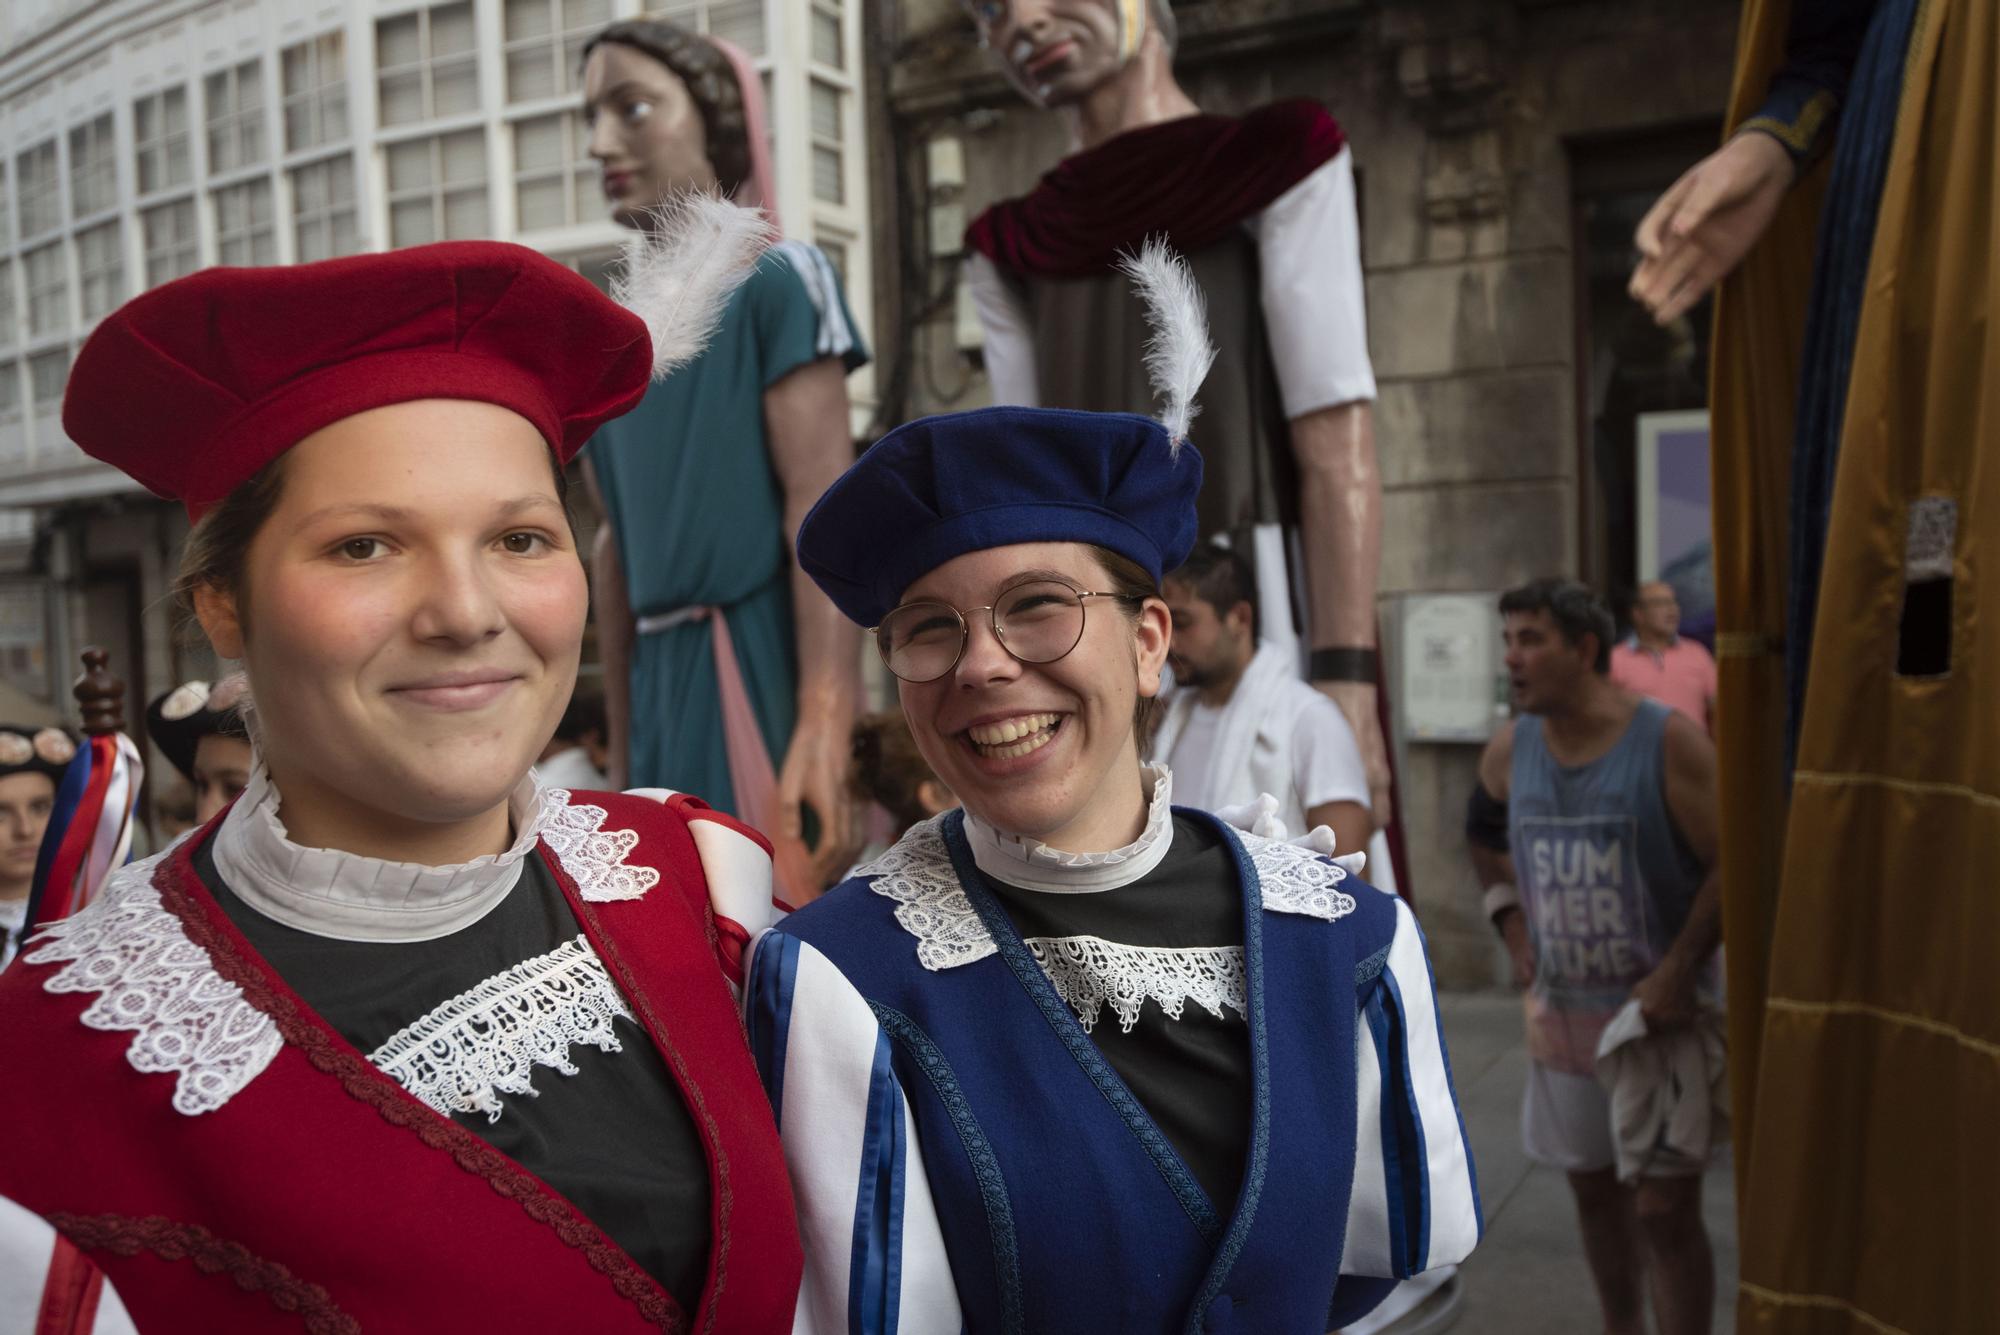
[64,241,651,519]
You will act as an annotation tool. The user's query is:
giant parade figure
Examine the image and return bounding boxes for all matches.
[959,0,1397,882]
[581,20,870,897]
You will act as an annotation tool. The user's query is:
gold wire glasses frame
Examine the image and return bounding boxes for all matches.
[870,579,1143,684]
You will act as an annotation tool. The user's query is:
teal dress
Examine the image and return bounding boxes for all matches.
[589,240,868,813]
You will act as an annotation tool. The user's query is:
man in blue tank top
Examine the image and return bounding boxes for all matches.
[1466,579,1723,1335]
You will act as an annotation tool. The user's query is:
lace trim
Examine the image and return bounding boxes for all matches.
[25,854,283,1116]
[862,819,1357,977]
[1025,937,1246,1034]
[856,817,998,971]
[52,1212,358,1335]
[369,935,633,1123]
[151,846,687,1331]
[541,789,661,902]
[1239,832,1359,923]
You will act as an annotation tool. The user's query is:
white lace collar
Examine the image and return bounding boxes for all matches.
[211,763,551,943]
[960,766,1176,894]
[859,811,1356,976]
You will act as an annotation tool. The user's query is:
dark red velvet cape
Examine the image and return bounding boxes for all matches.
[965,99,1345,279]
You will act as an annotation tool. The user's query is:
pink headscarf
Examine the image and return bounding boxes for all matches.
[709,36,781,231]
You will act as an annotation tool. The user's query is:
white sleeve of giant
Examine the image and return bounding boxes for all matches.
[963,252,1041,407]
[744,931,961,1334]
[1250,146,1377,419]
[0,1195,139,1335]
[1341,896,1484,1277]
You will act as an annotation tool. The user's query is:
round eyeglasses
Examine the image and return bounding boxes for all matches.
[872,579,1142,684]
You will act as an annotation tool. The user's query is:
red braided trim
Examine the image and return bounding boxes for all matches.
[151,849,686,1334]
[50,1213,357,1335]
[547,846,735,1335]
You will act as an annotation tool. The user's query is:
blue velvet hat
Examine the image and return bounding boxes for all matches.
[798,405,1204,627]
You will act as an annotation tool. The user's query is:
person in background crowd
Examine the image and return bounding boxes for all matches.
[848,710,955,843]
[537,687,612,791]
[581,19,869,898]
[145,675,254,827]
[0,239,802,1331]
[1468,579,1723,1335]
[0,725,72,968]
[1610,581,1717,734]
[1152,542,1384,878]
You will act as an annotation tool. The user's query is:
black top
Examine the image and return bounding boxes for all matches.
[984,814,1252,1212]
[195,834,712,1314]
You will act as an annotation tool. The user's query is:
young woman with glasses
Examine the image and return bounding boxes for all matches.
[744,383,1482,1329]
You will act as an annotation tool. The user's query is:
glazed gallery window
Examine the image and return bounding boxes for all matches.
[386,130,489,245]
[810,79,843,205]
[213,178,276,266]
[142,200,199,286]
[28,349,68,413]
[290,155,359,262]
[206,60,268,176]
[377,3,479,128]
[503,0,612,103]
[654,0,766,58]
[134,89,192,196]
[15,142,60,240]
[75,221,124,320]
[68,116,118,219]
[512,112,595,231]
[23,244,66,338]
[282,31,350,153]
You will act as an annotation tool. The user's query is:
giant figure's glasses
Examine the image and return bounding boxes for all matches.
[873,579,1141,683]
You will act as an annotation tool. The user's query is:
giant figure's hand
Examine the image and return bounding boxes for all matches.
[1317,680,1393,831]
[1630,131,1795,325]
[777,705,858,896]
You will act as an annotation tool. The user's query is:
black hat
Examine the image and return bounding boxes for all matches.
[0,724,75,783]
[145,680,250,784]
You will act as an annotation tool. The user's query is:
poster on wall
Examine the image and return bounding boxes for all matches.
[1636,410,1714,634]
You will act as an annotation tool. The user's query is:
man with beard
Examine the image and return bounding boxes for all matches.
[1152,542,1377,870]
[961,0,1395,843]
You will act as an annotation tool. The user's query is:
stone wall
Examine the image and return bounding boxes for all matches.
[873,0,1740,986]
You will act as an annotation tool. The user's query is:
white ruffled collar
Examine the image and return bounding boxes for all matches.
[961,766,1175,894]
[210,762,550,943]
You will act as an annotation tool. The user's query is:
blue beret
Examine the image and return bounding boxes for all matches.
[798,406,1203,627]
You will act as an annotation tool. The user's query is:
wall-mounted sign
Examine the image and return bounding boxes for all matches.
[1395,593,1503,744]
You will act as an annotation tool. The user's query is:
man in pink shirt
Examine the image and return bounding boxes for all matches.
[1611,582,1717,733]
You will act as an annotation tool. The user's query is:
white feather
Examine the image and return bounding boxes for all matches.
[613,192,776,380]
[1115,237,1217,451]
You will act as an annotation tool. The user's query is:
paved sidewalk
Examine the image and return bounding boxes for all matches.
[1436,991,1737,1335]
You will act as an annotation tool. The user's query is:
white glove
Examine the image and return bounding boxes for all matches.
[1214,793,1368,878]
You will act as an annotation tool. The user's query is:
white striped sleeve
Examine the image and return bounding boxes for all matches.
[744,930,961,1335]
[963,252,1040,407]
[0,1195,139,1335]
[1342,897,1483,1278]
[771,240,858,361]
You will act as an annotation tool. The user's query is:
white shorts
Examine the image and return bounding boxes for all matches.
[1520,1061,1616,1173]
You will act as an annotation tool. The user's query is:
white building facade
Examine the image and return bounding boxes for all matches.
[0,0,876,718]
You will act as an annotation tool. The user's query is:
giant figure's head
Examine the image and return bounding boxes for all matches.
[581,20,754,229]
[965,0,1176,109]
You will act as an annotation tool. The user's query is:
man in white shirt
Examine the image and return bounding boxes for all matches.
[1152,545,1386,878]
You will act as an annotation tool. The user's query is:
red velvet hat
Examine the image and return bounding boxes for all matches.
[64,241,652,519]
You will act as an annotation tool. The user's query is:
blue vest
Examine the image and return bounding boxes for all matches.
[774,809,1403,1334]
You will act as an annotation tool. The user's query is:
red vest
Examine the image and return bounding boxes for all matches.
[0,791,800,1334]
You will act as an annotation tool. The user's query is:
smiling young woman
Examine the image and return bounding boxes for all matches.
[0,244,801,1333]
[743,400,1482,1331]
